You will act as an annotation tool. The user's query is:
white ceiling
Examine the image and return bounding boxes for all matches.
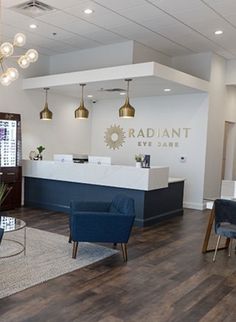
[1,0,236,59]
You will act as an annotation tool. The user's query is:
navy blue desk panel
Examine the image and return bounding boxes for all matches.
[24,177,184,227]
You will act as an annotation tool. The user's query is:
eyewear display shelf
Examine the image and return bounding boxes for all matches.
[0,112,22,210]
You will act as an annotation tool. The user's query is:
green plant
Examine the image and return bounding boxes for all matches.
[0,183,12,208]
[37,145,45,154]
[135,154,143,162]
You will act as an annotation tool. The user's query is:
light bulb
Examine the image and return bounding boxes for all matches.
[26,49,38,62]
[0,73,12,86]
[84,8,93,14]
[14,33,26,47]
[0,42,14,57]
[7,68,19,81]
[18,55,30,69]
[29,24,38,29]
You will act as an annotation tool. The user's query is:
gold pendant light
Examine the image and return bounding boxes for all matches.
[40,88,53,120]
[119,79,135,118]
[75,84,89,119]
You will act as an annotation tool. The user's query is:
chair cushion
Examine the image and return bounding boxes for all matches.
[216,222,236,239]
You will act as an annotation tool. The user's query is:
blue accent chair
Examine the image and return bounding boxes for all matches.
[213,199,236,262]
[0,228,4,244]
[69,194,135,261]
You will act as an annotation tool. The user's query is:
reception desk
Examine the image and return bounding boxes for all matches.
[23,160,184,227]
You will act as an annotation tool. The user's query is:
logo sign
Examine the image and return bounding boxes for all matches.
[104,125,191,150]
[104,125,126,150]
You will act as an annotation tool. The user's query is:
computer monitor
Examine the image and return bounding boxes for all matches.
[88,156,111,165]
[53,154,73,162]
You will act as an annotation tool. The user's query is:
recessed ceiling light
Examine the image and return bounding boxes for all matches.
[164,88,171,92]
[84,8,93,14]
[29,24,37,29]
[215,30,223,35]
[120,92,126,95]
[87,94,93,98]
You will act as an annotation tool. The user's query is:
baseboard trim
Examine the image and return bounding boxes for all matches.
[135,208,183,227]
[183,201,205,210]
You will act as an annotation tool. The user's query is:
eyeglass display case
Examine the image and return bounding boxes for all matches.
[0,112,22,210]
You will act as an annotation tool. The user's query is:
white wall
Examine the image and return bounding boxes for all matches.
[0,80,91,160]
[226,60,236,84]
[0,53,92,160]
[49,41,134,74]
[49,41,171,75]
[225,86,236,123]
[22,54,50,78]
[171,52,212,81]
[90,93,209,209]
[133,42,171,66]
[203,54,227,199]
[225,86,236,179]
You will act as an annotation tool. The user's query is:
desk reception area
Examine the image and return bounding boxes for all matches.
[23,160,184,227]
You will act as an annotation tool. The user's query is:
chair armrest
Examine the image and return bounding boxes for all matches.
[71,212,135,243]
[70,201,110,212]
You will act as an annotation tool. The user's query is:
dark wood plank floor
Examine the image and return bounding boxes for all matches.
[1,207,236,322]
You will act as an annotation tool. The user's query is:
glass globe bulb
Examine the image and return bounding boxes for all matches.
[7,68,19,81]
[26,49,38,62]
[18,55,30,69]
[14,33,26,47]
[0,73,12,86]
[0,42,14,57]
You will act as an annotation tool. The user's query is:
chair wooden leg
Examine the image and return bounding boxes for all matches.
[68,232,72,243]
[228,239,232,257]
[72,241,78,259]
[225,238,230,248]
[121,243,128,262]
[213,235,221,262]
[202,206,215,253]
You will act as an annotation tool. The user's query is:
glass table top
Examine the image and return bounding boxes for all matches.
[0,216,26,232]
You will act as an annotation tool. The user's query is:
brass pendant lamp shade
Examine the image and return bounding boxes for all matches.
[40,88,53,120]
[119,79,135,118]
[75,84,89,119]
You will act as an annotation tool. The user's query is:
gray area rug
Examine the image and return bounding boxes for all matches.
[0,227,118,299]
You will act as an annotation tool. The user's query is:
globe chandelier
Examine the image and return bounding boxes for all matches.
[0,0,38,86]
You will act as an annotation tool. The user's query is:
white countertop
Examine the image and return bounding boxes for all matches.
[168,177,185,183]
[22,160,171,191]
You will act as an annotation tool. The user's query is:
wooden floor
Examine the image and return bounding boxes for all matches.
[1,207,236,322]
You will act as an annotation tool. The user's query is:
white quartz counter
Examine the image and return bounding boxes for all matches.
[22,160,170,191]
[168,177,185,183]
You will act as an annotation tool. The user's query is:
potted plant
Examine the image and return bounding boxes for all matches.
[37,145,45,160]
[135,154,143,168]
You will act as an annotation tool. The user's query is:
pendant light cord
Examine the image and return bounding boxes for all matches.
[44,88,49,105]
[80,84,85,104]
[127,80,129,98]
[125,78,132,100]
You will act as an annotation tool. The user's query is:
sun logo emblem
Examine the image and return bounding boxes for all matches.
[104,124,126,150]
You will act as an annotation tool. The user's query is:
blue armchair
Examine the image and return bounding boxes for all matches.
[0,228,4,244]
[69,194,135,261]
[213,199,236,262]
